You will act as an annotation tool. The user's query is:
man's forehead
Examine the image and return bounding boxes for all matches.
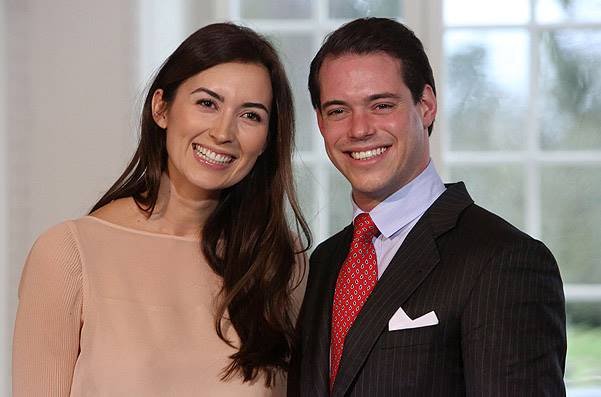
[318,53,405,103]
[321,51,402,71]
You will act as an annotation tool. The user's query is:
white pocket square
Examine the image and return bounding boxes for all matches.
[388,306,438,331]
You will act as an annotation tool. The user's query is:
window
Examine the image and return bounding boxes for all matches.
[441,0,601,392]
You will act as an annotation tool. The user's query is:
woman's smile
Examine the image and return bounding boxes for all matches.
[192,143,235,168]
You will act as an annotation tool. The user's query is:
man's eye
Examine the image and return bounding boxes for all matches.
[242,112,262,122]
[327,108,345,117]
[374,103,394,110]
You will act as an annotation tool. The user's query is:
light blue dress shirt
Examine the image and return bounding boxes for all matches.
[351,160,446,278]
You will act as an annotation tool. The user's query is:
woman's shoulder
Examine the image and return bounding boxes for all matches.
[32,219,82,252]
[23,220,84,290]
[88,196,142,227]
[30,197,140,255]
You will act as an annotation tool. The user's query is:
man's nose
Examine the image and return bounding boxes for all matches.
[349,111,374,140]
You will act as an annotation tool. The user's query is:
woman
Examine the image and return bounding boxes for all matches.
[13,23,310,396]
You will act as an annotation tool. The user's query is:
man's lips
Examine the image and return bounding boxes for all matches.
[347,146,389,160]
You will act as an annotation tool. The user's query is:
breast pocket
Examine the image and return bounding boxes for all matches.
[379,324,442,349]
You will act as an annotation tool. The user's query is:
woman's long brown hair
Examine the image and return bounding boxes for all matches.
[90,23,311,386]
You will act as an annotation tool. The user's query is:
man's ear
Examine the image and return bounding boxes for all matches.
[151,89,168,129]
[419,85,437,131]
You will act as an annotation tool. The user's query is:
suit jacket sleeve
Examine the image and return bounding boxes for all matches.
[461,238,566,396]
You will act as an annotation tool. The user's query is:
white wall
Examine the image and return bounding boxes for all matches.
[1,0,9,393]
[3,0,139,394]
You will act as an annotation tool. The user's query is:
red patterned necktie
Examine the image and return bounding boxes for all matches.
[330,212,379,389]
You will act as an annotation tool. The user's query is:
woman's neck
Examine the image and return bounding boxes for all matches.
[148,173,219,239]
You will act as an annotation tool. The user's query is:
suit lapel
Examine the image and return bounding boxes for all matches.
[331,182,474,396]
[331,219,440,396]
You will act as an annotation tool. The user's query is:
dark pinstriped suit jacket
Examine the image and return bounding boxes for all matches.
[288,182,566,396]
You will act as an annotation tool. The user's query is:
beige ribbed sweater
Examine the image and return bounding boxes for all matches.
[13,216,286,396]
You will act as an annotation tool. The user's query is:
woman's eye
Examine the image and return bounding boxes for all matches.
[242,112,262,122]
[197,99,216,109]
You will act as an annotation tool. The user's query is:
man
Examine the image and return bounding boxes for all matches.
[288,18,566,396]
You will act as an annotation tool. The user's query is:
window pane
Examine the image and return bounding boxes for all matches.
[268,33,316,151]
[241,0,312,19]
[444,0,529,25]
[447,164,524,228]
[539,30,601,150]
[444,30,529,150]
[329,0,402,19]
[537,0,601,23]
[566,302,601,390]
[328,166,352,234]
[541,166,601,283]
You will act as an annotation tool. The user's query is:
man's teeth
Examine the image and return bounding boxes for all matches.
[350,147,387,160]
[193,144,233,164]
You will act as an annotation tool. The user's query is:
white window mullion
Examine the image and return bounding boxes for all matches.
[525,0,541,238]
[565,284,601,302]
[421,0,445,168]
[315,0,327,24]
[314,0,329,243]
[445,151,601,163]
[136,0,187,89]
[442,22,601,30]
[214,0,235,20]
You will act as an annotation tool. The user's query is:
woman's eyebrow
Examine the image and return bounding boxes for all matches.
[242,102,269,114]
[191,87,269,113]
[190,87,224,102]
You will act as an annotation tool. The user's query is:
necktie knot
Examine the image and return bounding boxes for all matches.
[353,213,379,243]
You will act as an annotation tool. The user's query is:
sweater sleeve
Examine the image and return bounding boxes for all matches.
[13,222,83,397]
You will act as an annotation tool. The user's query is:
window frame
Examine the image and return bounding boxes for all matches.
[435,0,601,306]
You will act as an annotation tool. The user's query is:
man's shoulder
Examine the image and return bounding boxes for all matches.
[457,202,532,245]
[434,197,558,281]
[435,181,534,246]
[444,201,557,268]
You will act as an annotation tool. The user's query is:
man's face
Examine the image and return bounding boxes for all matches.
[316,52,436,211]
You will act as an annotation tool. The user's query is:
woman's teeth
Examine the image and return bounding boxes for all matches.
[350,147,387,160]
[193,144,233,165]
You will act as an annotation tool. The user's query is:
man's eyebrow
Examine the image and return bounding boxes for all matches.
[190,87,224,102]
[321,93,402,110]
[320,99,347,110]
[366,92,401,102]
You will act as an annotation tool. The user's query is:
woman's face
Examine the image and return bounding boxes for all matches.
[152,62,272,200]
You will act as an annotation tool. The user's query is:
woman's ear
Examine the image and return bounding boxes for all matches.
[151,89,168,129]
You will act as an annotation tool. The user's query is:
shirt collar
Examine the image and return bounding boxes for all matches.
[352,160,446,239]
